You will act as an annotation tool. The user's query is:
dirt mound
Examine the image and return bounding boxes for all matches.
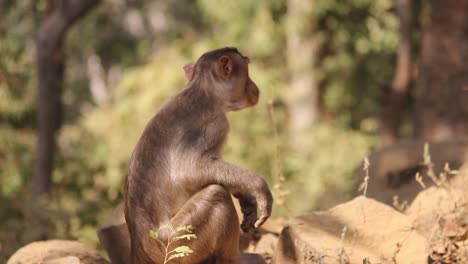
[274,196,427,263]
[407,162,468,237]
[407,163,468,263]
[7,240,109,264]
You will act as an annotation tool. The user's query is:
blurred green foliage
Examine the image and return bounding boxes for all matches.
[0,0,424,261]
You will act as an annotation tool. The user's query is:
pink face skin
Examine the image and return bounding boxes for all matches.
[183,53,259,112]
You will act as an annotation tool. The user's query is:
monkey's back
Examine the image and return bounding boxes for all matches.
[124,87,226,225]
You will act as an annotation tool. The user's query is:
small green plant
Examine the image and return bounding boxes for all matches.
[149,224,197,264]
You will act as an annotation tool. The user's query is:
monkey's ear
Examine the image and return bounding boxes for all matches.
[183,64,195,81]
[217,55,232,78]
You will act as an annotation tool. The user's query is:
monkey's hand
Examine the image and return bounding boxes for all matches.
[252,177,273,229]
[235,194,257,232]
[198,160,273,229]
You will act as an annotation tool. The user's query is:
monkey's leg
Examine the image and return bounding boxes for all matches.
[164,184,241,264]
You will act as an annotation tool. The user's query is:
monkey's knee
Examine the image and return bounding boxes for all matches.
[201,185,240,260]
[202,184,231,203]
[198,184,239,226]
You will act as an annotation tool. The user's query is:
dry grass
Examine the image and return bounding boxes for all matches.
[358,157,370,196]
[268,100,290,209]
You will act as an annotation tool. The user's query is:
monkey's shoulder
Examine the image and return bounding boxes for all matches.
[158,94,228,135]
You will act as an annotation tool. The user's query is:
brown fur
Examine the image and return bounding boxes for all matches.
[124,47,273,264]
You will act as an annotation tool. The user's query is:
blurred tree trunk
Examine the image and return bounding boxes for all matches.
[32,0,101,231]
[414,0,468,141]
[380,0,413,146]
[286,0,318,152]
[87,54,110,106]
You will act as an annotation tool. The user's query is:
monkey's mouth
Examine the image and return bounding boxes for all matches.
[247,87,259,106]
[225,103,243,111]
[225,101,247,112]
[226,101,258,112]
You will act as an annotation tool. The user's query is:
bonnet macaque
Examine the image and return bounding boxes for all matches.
[124,47,273,264]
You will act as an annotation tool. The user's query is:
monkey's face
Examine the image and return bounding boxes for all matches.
[218,53,260,112]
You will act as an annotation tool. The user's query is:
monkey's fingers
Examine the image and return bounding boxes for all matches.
[254,215,268,229]
[254,196,273,228]
[241,211,257,232]
[241,218,253,232]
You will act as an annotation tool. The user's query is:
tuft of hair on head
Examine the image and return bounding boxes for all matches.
[199,47,242,62]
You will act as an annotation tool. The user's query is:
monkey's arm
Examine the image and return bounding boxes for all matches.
[194,158,273,228]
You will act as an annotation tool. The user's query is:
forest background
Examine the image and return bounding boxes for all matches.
[1,0,467,262]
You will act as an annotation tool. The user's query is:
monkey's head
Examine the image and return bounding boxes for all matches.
[183,47,260,112]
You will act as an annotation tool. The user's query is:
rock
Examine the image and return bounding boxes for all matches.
[259,218,286,235]
[439,212,468,240]
[43,256,81,264]
[274,196,427,264]
[249,233,277,256]
[428,241,468,263]
[406,163,468,240]
[7,240,108,264]
[406,186,466,240]
[97,202,131,264]
[363,139,468,205]
[242,218,283,260]
[407,187,465,218]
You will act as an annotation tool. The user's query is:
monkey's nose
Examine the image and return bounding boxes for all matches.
[252,88,259,97]
[249,89,259,105]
